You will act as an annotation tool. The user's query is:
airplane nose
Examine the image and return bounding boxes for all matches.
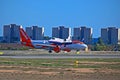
[84,44,88,48]
[82,44,88,48]
[84,44,88,51]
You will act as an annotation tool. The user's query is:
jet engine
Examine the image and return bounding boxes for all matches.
[53,46,61,53]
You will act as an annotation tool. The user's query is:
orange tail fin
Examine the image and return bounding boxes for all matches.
[19,27,34,48]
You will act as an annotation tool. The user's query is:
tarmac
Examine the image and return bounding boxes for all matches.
[0,50,120,58]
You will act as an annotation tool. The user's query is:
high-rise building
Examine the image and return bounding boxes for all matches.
[10,24,20,43]
[26,27,33,39]
[101,28,108,44]
[3,24,20,43]
[35,26,44,40]
[26,26,44,40]
[73,26,92,44]
[62,27,71,39]
[73,28,81,40]
[59,26,71,39]
[101,27,120,44]
[59,26,64,39]
[52,26,71,39]
[81,26,86,40]
[52,27,59,38]
[84,28,92,44]
[3,25,11,43]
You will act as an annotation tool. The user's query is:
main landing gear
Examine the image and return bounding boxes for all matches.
[48,50,52,53]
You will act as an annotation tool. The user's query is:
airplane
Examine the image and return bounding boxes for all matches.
[19,26,88,53]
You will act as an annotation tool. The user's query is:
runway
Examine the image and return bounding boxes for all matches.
[0,53,120,59]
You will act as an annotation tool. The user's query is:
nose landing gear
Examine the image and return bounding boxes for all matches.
[85,47,88,52]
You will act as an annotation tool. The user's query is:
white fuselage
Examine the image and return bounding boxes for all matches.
[31,40,87,51]
[60,43,87,50]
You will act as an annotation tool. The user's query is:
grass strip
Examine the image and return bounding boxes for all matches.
[0,58,120,69]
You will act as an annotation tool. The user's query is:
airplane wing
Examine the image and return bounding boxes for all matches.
[35,43,57,48]
[34,43,61,53]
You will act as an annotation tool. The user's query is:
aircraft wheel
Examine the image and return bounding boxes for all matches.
[49,50,52,53]
[76,50,80,54]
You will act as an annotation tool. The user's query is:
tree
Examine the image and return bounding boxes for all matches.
[92,37,107,51]
[94,44,106,51]
[97,37,104,45]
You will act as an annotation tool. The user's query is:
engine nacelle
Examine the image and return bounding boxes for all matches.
[64,48,71,52]
[53,46,61,53]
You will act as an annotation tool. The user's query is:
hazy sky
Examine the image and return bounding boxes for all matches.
[0,0,120,38]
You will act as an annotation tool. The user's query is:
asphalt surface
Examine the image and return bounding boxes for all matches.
[0,53,120,59]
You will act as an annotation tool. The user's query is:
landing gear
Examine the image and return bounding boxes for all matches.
[76,50,80,54]
[85,47,88,52]
[48,50,52,53]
